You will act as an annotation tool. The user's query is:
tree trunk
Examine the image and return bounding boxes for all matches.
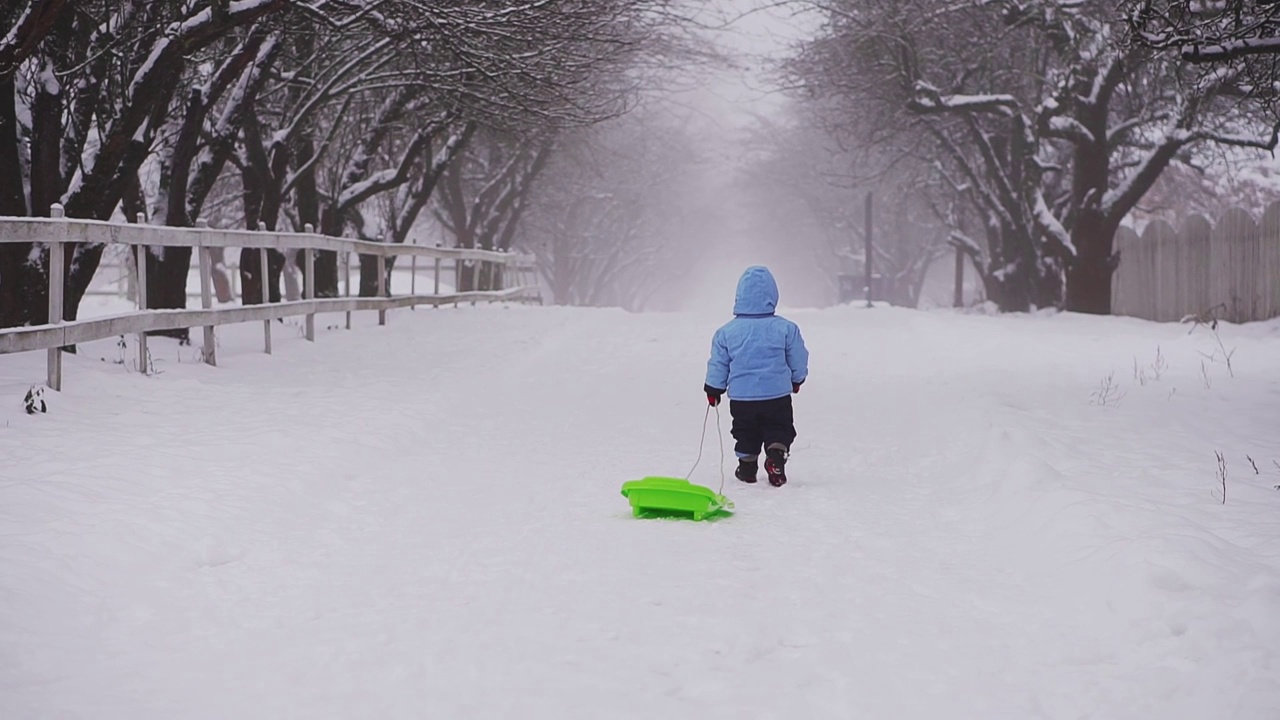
[0,77,37,328]
[357,253,394,297]
[293,131,340,297]
[1065,96,1115,315]
[238,126,287,305]
[238,247,286,305]
[141,86,207,341]
[1066,210,1118,314]
[29,73,61,219]
[9,67,67,327]
[315,202,346,298]
[142,247,194,339]
[125,174,191,340]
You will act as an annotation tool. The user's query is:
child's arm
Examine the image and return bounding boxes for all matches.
[786,323,809,388]
[705,330,730,393]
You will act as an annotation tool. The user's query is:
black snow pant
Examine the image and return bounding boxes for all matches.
[728,396,795,460]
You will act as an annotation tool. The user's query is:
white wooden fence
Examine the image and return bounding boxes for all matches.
[1113,204,1280,323]
[0,207,541,390]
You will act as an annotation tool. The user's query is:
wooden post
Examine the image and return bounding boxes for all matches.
[304,224,315,342]
[953,247,965,308]
[46,204,65,391]
[258,222,271,354]
[410,238,418,309]
[377,251,387,326]
[136,214,149,375]
[864,191,874,309]
[344,251,352,330]
[433,243,442,307]
[471,255,480,305]
[304,247,315,341]
[196,219,217,366]
[454,254,462,308]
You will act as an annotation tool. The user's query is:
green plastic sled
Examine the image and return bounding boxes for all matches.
[620,477,734,521]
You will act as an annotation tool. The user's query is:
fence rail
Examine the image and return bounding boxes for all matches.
[0,215,516,261]
[0,207,540,390]
[1113,204,1280,323]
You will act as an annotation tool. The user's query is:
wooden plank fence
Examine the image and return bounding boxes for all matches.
[1113,203,1280,323]
[0,207,541,390]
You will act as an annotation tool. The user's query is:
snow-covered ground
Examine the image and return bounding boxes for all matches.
[2,302,1279,719]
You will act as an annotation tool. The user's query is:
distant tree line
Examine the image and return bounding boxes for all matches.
[0,0,696,335]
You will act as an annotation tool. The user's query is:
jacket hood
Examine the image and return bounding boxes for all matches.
[733,266,779,316]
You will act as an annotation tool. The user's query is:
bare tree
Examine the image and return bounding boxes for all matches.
[434,130,554,291]
[1,0,288,330]
[523,104,704,309]
[783,0,1280,313]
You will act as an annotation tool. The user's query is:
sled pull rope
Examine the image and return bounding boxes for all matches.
[685,404,727,495]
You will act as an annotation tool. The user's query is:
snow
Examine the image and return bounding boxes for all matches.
[36,62,60,96]
[910,82,1018,115]
[1187,37,1280,63]
[2,303,1280,718]
[1046,115,1095,144]
[128,41,169,104]
[1034,190,1077,257]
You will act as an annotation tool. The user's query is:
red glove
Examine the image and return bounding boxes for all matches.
[792,382,802,394]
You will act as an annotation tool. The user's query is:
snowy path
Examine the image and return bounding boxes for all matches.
[3,305,1280,719]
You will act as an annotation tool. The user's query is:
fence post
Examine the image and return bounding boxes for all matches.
[455,254,462,308]
[953,247,964,308]
[864,191,874,308]
[434,242,442,306]
[196,219,217,366]
[135,214,149,375]
[410,238,418,310]
[471,255,481,306]
[258,222,272,354]
[377,248,388,326]
[344,251,352,330]
[304,224,315,342]
[46,204,65,391]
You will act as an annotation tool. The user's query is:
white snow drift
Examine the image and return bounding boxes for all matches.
[2,303,1278,719]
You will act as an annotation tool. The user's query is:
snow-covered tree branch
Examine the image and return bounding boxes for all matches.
[783,0,1280,314]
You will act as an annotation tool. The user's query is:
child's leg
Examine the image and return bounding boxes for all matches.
[730,400,765,484]
[760,397,796,486]
[759,396,797,454]
[728,400,764,460]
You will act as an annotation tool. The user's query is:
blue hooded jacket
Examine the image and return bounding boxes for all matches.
[705,266,809,401]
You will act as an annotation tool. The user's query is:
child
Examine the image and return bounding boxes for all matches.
[703,266,809,487]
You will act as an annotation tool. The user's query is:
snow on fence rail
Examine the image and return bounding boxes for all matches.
[1113,204,1280,324]
[0,207,540,390]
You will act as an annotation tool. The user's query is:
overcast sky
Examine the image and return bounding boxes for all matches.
[676,0,821,132]
[648,1,836,311]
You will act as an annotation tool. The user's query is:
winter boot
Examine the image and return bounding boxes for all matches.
[764,443,788,487]
[735,457,758,484]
